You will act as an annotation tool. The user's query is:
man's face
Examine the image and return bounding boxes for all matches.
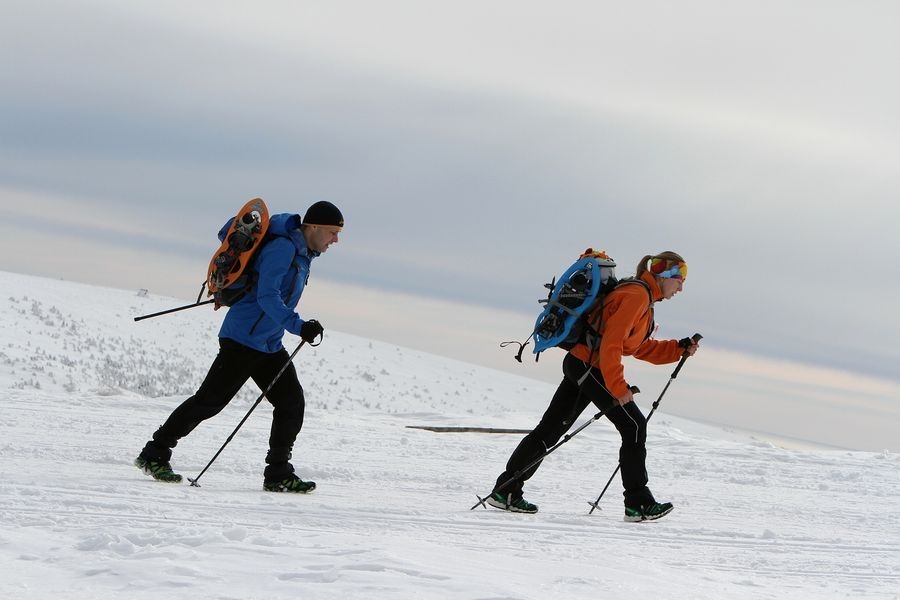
[307,225,341,253]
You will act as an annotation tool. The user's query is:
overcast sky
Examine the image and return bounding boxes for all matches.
[2,0,899,416]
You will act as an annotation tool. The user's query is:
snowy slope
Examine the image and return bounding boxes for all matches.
[0,271,897,600]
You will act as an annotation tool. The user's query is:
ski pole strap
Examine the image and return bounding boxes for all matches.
[500,338,532,363]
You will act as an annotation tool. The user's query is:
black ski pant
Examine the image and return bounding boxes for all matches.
[494,352,655,508]
[141,337,305,481]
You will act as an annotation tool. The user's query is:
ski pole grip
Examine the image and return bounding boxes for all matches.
[671,333,702,378]
[629,385,640,395]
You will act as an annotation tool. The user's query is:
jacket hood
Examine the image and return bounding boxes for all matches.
[267,213,301,237]
[639,270,664,302]
[267,213,318,258]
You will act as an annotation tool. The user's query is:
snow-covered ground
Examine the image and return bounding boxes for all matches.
[0,270,897,599]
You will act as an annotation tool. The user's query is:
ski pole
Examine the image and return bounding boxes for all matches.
[188,340,306,488]
[134,299,214,322]
[135,281,214,322]
[587,333,702,514]
[469,385,638,511]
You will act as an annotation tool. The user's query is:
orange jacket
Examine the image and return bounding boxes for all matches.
[569,271,683,397]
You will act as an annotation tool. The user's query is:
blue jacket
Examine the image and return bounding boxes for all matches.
[218,213,318,353]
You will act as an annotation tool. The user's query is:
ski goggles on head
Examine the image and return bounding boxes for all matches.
[650,258,688,281]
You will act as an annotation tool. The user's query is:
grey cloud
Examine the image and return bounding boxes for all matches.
[2,0,899,383]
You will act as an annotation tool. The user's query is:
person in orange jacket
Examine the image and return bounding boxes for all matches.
[486,251,700,520]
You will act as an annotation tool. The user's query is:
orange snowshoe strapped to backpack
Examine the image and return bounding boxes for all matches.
[206,197,270,309]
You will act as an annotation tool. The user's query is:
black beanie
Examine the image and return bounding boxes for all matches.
[303,201,344,228]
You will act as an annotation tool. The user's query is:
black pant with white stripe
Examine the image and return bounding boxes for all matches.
[493,352,655,508]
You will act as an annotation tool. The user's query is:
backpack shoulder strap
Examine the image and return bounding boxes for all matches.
[584,277,654,330]
[621,277,656,340]
[620,277,653,305]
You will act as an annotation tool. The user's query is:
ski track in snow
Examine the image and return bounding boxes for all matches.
[0,271,898,600]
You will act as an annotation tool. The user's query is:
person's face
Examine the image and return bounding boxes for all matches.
[659,277,683,300]
[307,225,341,253]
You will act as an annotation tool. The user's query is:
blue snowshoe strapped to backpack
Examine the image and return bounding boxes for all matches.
[534,249,618,353]
[504,248,618,362]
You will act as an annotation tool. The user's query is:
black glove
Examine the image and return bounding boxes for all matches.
[300,319,324,343]
[678,335,701,356]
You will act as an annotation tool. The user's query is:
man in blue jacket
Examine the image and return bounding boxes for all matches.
[135,200,343,493]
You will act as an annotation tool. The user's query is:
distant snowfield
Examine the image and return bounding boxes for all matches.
[1,271,898,599]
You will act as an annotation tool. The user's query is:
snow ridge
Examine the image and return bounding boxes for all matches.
[0,271,897,600]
